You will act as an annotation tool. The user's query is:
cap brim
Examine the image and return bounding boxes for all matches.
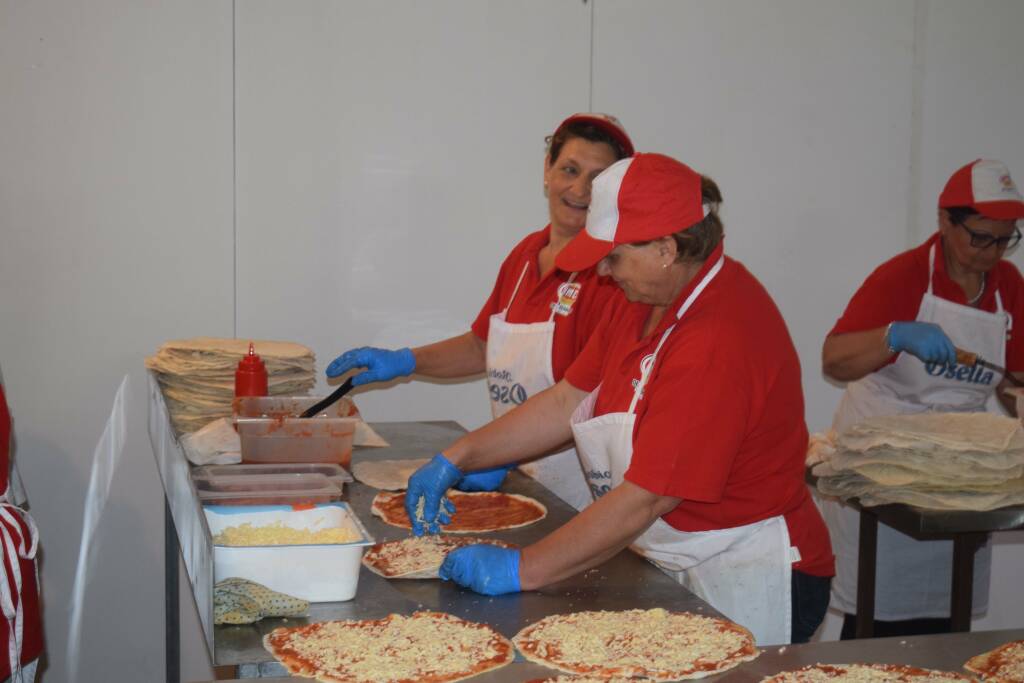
[555,230,615,272]
[559,115,635,157]
[975,200,1024,221]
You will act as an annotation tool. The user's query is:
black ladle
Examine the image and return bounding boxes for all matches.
[299,378,355,419]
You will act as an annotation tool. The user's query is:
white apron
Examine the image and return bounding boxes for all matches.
[486,262,593,511]
[823,243,1003,619]
[570,257,796,646]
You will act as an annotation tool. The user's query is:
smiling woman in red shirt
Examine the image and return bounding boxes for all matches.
[324,114,633,511]
[821,159,1024,640]
[404,153,834,646]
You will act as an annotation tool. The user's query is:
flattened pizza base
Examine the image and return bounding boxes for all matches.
[760,663,975,682]
[362,535,516,579]
[965,639,1024,683]
[513,608,758,681]
[371,490,546,533]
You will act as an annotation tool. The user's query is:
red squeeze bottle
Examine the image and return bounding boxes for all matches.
[235,342,268,397]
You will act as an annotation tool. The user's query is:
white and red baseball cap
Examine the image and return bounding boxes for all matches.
[939,159,1024,220]
[555,153,707,271]
[553,113,635,158]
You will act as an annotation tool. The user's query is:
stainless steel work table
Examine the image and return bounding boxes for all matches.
[149,379,724,682]
[205,626,1024,682]
[220,420,724,678]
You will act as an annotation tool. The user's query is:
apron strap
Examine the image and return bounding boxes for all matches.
[931,244,1010,332]
[503,262,531,315]
[927,243,936,296]
[628,256,726,414]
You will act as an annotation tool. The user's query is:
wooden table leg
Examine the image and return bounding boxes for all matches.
[950,533,984,632]
[855,509,878,639]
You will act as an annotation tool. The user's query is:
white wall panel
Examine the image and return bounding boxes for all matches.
[235,1,592,433]
[0,1,232,680]
[592,0,917,433]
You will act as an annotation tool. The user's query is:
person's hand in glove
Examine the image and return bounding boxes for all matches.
[439,545,522,596]
[325,347,416,386]
[405,453,461,535]
[455,464,513,492]
[886,322,957,365]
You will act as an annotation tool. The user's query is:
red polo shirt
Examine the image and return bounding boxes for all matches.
[472,225,624,381]
[565,245,834,576]
[829,232,1024,372]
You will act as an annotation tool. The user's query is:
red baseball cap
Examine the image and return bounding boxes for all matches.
[553,113,635,158]
[939,159,1024,220]
[555,153,707,272]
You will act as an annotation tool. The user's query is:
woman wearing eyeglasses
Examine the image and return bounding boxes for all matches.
[821,159,1024,639]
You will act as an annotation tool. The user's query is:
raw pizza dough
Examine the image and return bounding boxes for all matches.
[965,638,1024,682]
[840,412,1024,453]
[760,663,974,682]
[513,608,758,680]
[362,535,515,579]
[371,490,546,533]
[352,458,429,490]
[263,611,514,683]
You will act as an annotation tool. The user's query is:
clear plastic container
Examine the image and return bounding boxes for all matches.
[233,396,359,467]
[194,473,341,506]
[192,463,353,490]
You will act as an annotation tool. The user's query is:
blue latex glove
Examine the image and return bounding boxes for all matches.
[325,347,416,386]
[887,322,957,365]
[439,545,522,596]
[455,465,514,492]
[405,453,461,535]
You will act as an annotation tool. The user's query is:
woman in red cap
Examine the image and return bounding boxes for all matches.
[821,159,1024,638]
[405,153,834,646]
[324,114,633,511]
[0,364,43,682]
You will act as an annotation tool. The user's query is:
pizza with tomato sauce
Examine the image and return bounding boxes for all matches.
[760,663,975,682]
[965,639,1024,683]
[513,608,758,680]
[371,490,546,533]
[263,611,514,683]
[362,535,516,579]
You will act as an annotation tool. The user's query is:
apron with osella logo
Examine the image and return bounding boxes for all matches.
[570,257,797,646]
[823,243,1006,619]
[486,262,593,511]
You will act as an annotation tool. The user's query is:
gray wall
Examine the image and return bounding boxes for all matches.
[1,1,1021,681]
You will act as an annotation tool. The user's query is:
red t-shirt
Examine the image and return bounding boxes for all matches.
[472,225,624,381]
[565,246,834,577]
[829,232,1024,372]
[0,383,44,677]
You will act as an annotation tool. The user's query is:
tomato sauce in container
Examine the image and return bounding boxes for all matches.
[233,396,359,467]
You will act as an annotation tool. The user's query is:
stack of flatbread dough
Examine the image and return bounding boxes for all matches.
[812,412,1024,511]
[146,337,316,435]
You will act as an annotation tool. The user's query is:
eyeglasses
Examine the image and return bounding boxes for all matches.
[957,220,1022,251]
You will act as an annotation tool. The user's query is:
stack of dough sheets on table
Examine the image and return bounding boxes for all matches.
[811,412,1024,510]
[145,337,316,435]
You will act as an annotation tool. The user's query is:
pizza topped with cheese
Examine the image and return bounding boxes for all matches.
[263,611,514,683]
[362,535,516,579]
[371,490,546,533]
[760,663,976,682]
[513,608,758,681]
[526,677,643,683]
[965,639,1024,683]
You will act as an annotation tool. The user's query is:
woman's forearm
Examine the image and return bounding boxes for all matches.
[411,331,487,379]
[822,326,894,382]
[443,379,587,472]
[519,481,680,590]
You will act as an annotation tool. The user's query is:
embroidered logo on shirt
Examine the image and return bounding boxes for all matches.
[551,282,582,317]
